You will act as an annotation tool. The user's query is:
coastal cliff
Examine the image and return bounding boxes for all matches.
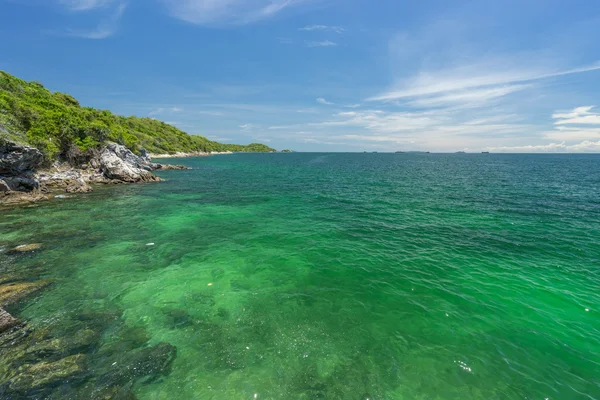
[0,138,188,205]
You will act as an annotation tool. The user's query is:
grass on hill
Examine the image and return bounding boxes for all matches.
[0,71,275,160]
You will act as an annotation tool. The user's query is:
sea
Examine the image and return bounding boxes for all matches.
[1,153,599,399]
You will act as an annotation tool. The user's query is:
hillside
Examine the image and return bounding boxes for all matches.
[0,71,274,160]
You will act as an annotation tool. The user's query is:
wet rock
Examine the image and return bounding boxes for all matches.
[0,190,48,206]
[65,177,93,193]
[10,243,42,253]
[0,308,17,333]
[7,354,87,393]
[154,164,191,171]
[99,144,161,183]
[0,280,51,307]
[23,328,100,359]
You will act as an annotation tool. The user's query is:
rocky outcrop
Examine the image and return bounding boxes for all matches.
[99,143,162,183]
[0,138,44,194]
[0,139,44,177]
[1,140,190,206]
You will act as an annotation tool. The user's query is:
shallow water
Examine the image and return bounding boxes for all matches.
[1,153,599,399]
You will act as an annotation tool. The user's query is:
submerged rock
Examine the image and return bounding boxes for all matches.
[10,243,42,253]
[0,308,18,333]
[0,280,51,307]
[101,342,177,385]
[7,354,87,393]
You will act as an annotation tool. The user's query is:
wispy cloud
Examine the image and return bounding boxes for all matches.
[60,0,116,11]
[63,2,126,39]
[306,40,337,47]
[161,0,310,25]
[299,25,344,33]
[369,62,600,102]
[316,97,334,105]
[405,84,532,109]
[148,106,183,117]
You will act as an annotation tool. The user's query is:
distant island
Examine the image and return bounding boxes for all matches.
[280,149,294,153]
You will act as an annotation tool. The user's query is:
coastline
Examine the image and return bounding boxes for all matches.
[149,151,233,158]
[1,141,189,207]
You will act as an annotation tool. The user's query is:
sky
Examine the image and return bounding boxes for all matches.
[1,0,600,152]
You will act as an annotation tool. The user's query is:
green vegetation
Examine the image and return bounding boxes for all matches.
[0,71,275,159]
[281,149,294,153]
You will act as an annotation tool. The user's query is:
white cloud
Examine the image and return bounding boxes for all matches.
[544,106,600,141]
[60,0,115,11]
[299,25,344,33]
[343,104,361,108]
[316,97,334,105]
[553,106,600,125]
[161,0,309,25]
[306,40,337,47]
[488,140,600,153]
[369,62,600,102]
[406,84,532,108]
[64,2,126,39]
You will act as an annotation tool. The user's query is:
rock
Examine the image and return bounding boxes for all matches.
[0,138,44,176]
[2,176,39,191]
[36,169,82,188]
[0,308,18,334]
[99,144,161,183]
[0,179,10,192]
[7,354,87,393]
[11,243,42,252]
[65,178,93,193]
[0,191,49,206]
[154,164,191,170]
[0,280,50,307]
[101,342,177,385]
[140,148,152,162]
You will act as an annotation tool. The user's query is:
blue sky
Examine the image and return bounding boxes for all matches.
[1,0,600,152]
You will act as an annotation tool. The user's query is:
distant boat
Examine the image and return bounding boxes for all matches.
[482,151,490,154]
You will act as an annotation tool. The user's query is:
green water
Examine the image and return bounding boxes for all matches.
[1,153,599,399]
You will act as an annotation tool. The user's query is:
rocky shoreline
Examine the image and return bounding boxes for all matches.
[149,150,233,158]
[1,139,185,396]
[1,139,190,206]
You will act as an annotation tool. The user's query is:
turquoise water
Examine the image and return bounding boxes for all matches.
[1,153,599,399]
